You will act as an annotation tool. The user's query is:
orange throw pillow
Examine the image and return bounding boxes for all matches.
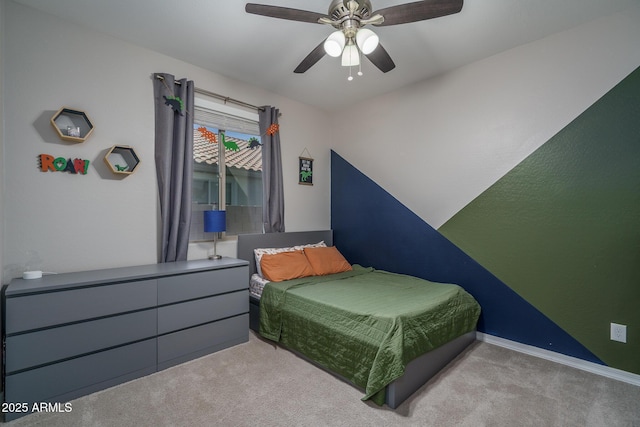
[260,250,315,282]
[304,246,352,276]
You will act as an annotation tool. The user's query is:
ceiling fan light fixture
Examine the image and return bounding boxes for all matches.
[341,44,360,67]
[247,0,465,75]
[355,28,379,55]
[324,30,346,57]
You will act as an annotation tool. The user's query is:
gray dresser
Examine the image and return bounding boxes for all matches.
[2,258,249,421]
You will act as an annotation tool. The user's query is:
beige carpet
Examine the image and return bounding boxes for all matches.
[4,332,640,427]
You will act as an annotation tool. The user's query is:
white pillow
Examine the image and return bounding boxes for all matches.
[254,241,326,277]
[250,273,270,298]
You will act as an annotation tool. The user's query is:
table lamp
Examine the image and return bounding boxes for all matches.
[204,210,226,259]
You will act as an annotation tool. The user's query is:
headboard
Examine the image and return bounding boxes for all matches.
[237,230,333,277]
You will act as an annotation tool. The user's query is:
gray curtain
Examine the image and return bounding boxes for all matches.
[259,106,285,233]
[153,73,194,262]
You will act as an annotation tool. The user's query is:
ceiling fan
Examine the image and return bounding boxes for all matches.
[245,0,463,78]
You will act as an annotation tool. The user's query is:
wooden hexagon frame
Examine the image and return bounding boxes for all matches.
[50,107,94,142]
[104,145,141,175]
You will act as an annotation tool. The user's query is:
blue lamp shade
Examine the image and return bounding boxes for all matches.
[204,210,226,233]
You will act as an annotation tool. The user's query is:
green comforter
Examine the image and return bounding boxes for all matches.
[259,265,481,405]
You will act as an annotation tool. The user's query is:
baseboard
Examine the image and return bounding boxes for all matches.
[476,332,640,387]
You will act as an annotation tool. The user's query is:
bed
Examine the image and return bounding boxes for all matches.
[237,230,480,408]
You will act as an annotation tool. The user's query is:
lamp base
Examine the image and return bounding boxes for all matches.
[208,237,222,260]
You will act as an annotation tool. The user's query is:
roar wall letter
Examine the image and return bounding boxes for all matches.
[40,154,90,175]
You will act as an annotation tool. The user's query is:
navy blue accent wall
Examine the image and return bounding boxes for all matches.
[331,150,603,363]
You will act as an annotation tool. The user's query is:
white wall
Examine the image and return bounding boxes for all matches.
[1,1,331,281]
[330,3,640,229]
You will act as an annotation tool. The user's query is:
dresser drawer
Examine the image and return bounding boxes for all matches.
[5,279,157,334]
[157,266,248,304]
[4,339,156,405]
[158,314,248,370]
[158,290,248,335]
[5,309,157,374]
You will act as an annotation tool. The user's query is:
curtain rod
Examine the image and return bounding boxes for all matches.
[195,87,266,112]
[155,74,265,113]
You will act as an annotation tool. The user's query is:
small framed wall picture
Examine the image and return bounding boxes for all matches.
[298,156,313,185]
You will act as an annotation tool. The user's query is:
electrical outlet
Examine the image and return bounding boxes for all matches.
[610,323,627,343]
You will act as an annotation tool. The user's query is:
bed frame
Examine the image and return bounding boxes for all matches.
[237,230,476,409]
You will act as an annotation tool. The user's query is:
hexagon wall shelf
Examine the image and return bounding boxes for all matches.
[50,107,94,142]
[104,145,140,175]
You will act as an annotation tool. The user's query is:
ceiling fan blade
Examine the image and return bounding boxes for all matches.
[245,4,327,24]
[365,43,395,73]
[372,0,463,26]
[294,41,327,73]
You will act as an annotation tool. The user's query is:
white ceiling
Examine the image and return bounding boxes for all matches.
[12,0,639,111]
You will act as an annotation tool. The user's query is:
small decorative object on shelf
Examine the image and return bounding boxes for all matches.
[50,107,94,142]
[104,145,141,175]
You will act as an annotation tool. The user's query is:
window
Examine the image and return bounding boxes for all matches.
[189,97,262,241]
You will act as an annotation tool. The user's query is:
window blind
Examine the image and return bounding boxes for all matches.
[194,107,260,135]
